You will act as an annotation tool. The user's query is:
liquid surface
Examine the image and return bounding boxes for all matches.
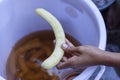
[6,30,80,80]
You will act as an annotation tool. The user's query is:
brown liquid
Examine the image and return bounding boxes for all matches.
[6,30,80,80]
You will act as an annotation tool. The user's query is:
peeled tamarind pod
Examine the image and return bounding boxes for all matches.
[36,8,65,69]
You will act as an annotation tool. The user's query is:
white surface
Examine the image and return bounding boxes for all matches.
[0,76,5,80]
[0,0,106,79]
[94,66,106,80]
[73,66,98,80]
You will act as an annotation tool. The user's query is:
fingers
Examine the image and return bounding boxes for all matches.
[62,57,68,62]
[53,40,56,44]
[62,44,79,53]
[57,59,72,69]
[62,43,68,50]
[54,39,81,55]
[65,39,74,47]
[57,62,70,69]
[57,56,77,69]
[53,38,74,47]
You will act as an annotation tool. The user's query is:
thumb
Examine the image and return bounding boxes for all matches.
[57,56,77,69]
[57,60,72,69]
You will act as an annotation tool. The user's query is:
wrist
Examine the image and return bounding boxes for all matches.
[94,50,108,65]
[98,51,120,67]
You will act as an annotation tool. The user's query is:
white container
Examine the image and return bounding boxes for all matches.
[0,0,106,79]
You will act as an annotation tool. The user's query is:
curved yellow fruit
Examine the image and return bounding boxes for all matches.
[36,8,65,69]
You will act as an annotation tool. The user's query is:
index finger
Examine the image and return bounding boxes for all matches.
[65,39,74,47]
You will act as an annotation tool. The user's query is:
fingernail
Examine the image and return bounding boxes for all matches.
[62,44,68,49]
[53,40,56,43]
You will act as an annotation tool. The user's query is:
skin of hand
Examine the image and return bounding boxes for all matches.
[57,39,120,69]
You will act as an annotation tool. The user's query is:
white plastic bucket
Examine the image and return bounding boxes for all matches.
[0,0,106,79]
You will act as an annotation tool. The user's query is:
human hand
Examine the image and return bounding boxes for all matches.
[57,39,106,69]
